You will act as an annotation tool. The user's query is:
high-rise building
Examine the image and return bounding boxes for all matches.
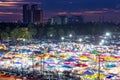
[68,15,84,24]
[31,4,38,10]
[23,4,43,24]
[23,4,30,22]
[47,15,68,25]
[47,15,84,25]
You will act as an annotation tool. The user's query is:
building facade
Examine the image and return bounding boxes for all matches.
[47,15,84,25]
[23,4,43,24]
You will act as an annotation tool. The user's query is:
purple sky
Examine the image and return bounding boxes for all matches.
[0,0,120,22]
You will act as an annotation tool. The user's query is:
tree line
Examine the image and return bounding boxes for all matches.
[0,22,120,40]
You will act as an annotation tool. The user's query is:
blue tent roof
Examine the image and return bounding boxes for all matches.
[22,49,31,53]
[15,62,21,64]
[62,65,72,68]
[0,52,4,56]
[84,70,94,75]
[106,75,114,79]
[65,58,75,61]
[106,64,116,68]
[47,59,55,62]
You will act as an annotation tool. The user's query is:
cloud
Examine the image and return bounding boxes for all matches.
[0,1,41,7]
[83,10,107,14]
[0,12,22,15]
[0,1,17,6]
[56,11,83,15]
[0,6,21,9]
[55,10,108,16]
[57,12,68,15]
[5,0,23,1]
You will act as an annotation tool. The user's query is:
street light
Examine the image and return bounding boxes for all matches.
[99,39,105,46]
[105,32,110,36]
[104,36,107,39]
[61,37,64,41]
[78,38,82,42]
[69,34,72,38]
[50,34,53,37]
[23,39,26,42]
[101,39,105,43]
[99,42,103,46]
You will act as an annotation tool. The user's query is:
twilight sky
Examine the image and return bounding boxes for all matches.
[0,0,120,22]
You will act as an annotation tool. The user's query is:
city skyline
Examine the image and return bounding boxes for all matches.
[0,0,120,23]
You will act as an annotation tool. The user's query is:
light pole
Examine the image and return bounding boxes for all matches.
[97,53,101,80]
[99,39,105,46]
[23,39,26,46]
[69,34,72,41]
[105,32,110,37]
[69,34,72,38]
[50,34,53,37]
[31,48,34,79]
[97,40,104,80]
[61,37,64,41]
[20,50,23,80]
[50,34,53,39]
[78,38,82,42]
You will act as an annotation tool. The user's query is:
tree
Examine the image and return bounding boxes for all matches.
[29,28,37,38]
[10,28,20,40]
[19,27,31,40]
[0,31,9,40]
[47,27,56,37]
[58,29,65,37]
[5,27,10,33]
[67,30,76,36]
[39,27,44,37]
[10,27,31,40]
